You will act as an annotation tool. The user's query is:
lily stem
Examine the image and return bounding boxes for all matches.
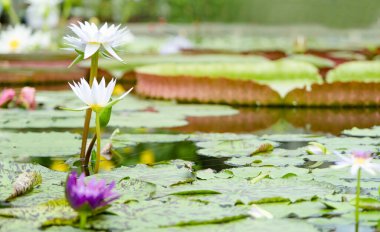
[80,52,99,173]
[79,213,87,229]
[355,168,361,231]
[94,112,101,174]
[84,134,97,168]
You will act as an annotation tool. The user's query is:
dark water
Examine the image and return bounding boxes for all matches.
[30,141,232,172]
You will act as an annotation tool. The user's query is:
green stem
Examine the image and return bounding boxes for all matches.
[79,213,87,229]
[81,52,99,172]
[94,112,101,174]
[2,0,20,25]
[355,168,361,231]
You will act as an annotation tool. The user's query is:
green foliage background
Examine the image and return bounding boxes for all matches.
[69,0,380,28]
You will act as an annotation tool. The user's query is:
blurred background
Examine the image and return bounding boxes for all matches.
[3,0,380,27]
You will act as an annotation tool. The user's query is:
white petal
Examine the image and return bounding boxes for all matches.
[84,43,101,59]
[362,165,376,175]
[99,78,107,104]
[350,165,360,176]
[117,87,133,100]
[91,78,101,105]
[103,43,123,62]
[105,78,116,103]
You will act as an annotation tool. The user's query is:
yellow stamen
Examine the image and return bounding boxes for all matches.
[90,104,103,113]
[354,158,366,165]
[9,39,20,50]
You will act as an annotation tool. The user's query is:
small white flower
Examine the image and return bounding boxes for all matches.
[25,0,61,29]
[306,142,328,155]
[0,25,33,53]
[68,77,132,112]
[248,205,273,219]
[332,150,380,176]
[64,21,134,61]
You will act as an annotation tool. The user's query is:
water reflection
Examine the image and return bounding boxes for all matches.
[172,107,380,135]
[31,141,233,172]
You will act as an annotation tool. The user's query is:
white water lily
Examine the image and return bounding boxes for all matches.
[64,21,134,61]
[248,205,273,219]
[0,25,33,53]
[25,0,61,29]
[68,77,132,112]
[332,150,380,176]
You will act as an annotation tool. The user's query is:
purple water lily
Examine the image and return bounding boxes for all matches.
[65,172,119,213]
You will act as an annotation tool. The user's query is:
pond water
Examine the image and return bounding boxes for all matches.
[2,88,380,232]
[13,90,380,173]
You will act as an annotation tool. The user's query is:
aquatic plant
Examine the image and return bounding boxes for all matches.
[65,172,119,229]
[67,77,132,172]
[0,88,16,108]
[332,150,380,229]
[17,87,37,110]
[64,21,134,62]
[64,21,134,174]
[25,0,62,30]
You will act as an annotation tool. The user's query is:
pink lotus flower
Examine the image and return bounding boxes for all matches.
[17,87,36,110]
[0,88,16,108]
[65,172,119,214]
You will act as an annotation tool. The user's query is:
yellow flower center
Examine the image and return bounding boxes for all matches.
[9,39,20,51]
[88,41,101,45]
[354,158,366,165]
[90,104,103,112]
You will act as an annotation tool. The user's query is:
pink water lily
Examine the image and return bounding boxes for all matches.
[17,87,36,110]
[332,150,380,175]
[0,88,16,108]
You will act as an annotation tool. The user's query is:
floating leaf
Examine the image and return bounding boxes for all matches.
[350,198,380,210]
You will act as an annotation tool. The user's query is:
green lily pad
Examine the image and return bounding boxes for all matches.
[88,199,249,230]
[0,161,66,206]
[261,134,322,142]
[98,161,194,187]
[326,61,380,83]
[0,132,81,158]
[156,177,336,205]
[196,139,278,158]
[342,126,380,138]
[284,54,335,68]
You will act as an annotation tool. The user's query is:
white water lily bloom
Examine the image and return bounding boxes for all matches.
[248,205,273,219]
[26,0,61,29]
[64,21,134,61]
[332,150,380,176]
[0,25,33,53]
[69,78,132,112]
